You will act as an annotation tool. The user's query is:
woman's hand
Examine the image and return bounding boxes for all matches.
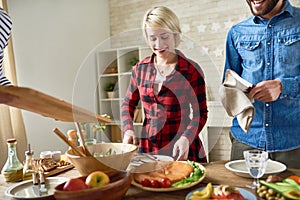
[122,130,138,145]
[172,136,189,161]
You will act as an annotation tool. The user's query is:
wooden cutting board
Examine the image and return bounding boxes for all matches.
[44,164,74,177]
[0,86,111,123]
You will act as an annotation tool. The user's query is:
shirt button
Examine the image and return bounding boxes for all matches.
[265,123,269,127]
[284,94,288,98]
[266,103,270,107]
[267,62,270,66]
[267,42,271,45]
[269,24,272,28]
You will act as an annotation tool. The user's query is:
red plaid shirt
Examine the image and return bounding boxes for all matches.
[121,50,208,162]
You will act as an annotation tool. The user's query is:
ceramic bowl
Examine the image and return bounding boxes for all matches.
[54,171,131,200]
[66,143,137,176]
[51,150,62,162]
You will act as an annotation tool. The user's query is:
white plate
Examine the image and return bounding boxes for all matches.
[141,155,174,162]
[5,177,68,200]
[131,161,206,192]
[186,186,257,200]
[225,159,287,178]
[130,154,174,167]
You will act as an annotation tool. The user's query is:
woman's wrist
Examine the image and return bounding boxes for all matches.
[124,130,134,136]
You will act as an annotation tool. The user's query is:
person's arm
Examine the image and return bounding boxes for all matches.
[173,65,208,160]
[121,67,140,145]
[224,29,300,102]
[183,66,208,142]
[0,66,12,86]
[0,7,13,86]
[223,29,243,82]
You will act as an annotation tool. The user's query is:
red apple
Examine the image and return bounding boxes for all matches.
[85,171,110,188]
[63,178,88,191]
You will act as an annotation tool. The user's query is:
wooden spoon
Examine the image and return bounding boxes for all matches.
[53,128,87,157]
[75,122,93,157]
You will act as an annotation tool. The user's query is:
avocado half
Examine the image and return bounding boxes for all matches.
[260,179,300,200]
[283,190,300,200]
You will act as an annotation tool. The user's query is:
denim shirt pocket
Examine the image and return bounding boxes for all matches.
[278,34,300,65]
[237,41,262,68]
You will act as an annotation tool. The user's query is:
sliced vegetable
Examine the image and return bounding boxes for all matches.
[260,178,300,200]
[289,176,300,185]
[141,178,151,187]
[150,179,161,188]
[283,190,300,200]
[189,182,213,200]
[160,178,172,188]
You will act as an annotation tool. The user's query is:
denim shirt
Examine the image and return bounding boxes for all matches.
[223,0,300,152]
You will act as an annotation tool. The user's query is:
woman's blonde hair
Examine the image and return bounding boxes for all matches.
[142,6,182,47]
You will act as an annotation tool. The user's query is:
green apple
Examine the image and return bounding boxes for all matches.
[85,171,110,188]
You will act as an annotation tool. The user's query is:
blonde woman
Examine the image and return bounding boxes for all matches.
[122,6,208,162]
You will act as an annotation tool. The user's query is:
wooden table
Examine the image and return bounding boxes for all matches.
[1,161,299,200]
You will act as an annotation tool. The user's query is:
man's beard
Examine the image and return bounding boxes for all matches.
[248,0,280,17]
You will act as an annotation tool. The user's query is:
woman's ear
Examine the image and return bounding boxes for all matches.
[174,33,181,47]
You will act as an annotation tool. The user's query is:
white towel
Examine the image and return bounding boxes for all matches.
[219,69,255,133]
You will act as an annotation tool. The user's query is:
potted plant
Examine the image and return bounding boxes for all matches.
[128,57,139,70]
[104,82,116,98]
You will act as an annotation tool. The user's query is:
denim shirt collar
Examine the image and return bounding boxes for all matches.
[252,0,294,24]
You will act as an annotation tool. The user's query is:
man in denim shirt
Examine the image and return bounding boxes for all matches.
[223,0,300,168]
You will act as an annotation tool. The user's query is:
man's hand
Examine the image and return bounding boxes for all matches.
[172,136,189,161]
[249,79,282,102]
[122,130,138,145]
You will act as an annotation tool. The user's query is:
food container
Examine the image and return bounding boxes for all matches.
[54,171,131,200]
[66,143,137,176]
[51,151,62,162]
[40,151,52,159]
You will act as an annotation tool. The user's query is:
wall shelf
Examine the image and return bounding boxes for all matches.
[96,46,151,142]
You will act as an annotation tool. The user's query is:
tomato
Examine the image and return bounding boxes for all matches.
[141,178,151,187]
[227,192,245,200]
[160,178,171,188]
[289,176,300,185]
[212,194,227,199]
[150,179,161,188]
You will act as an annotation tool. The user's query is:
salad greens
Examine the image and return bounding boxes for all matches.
[93,148,117,157]
[171,160,205,187]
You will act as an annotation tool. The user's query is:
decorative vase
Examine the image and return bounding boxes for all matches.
[106,91,115,99]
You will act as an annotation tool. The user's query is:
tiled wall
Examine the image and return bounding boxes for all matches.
[108,0,300,161]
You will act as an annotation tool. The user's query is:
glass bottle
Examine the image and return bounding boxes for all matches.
[23,144,35,180]
[1,138,23,182]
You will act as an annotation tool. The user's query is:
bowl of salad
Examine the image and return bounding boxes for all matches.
[66,143,137,176]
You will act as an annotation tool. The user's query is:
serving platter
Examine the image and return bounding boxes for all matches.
[131,161,206,192]
[185,185,257,200]
[5,177,68,200]
[225,159,287,178]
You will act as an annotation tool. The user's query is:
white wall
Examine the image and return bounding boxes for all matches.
[7,0,110,155]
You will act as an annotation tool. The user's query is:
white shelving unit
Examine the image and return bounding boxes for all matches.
[96,46,151,142]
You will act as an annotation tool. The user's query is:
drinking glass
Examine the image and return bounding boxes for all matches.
[243,150,268,189]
